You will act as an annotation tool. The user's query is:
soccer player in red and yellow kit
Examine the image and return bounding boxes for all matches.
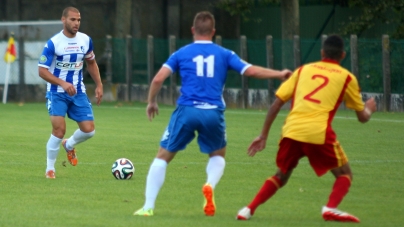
[236,35,377,223]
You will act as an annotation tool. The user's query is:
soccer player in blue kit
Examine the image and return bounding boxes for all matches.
[134,11,292,216]
[38,7,103,179]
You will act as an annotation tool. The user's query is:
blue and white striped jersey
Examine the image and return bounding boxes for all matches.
[38,31,95,93]
[164,40,251,109]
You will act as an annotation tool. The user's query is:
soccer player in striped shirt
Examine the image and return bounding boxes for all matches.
[236,34,376,223]
[38,7,103,179]
[134,11,291,217]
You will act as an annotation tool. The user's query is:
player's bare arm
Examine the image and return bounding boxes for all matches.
[38,66,76,96]
[243,65,292,80]
[356,97,377,123]
[248,97,285,156]
[146,67,171,121]
[85,57,103,105]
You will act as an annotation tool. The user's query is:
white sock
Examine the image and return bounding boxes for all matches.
[143,158,168,210]
[46,134,62,172]
[47,158,57,172]
[65,129,95,150]
[206,156,225,189]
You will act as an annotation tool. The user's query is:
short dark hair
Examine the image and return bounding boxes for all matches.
[193,11,215,36]
[62,7,80,18]
[322,35,344,60]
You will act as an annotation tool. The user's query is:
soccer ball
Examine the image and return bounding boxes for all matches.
[111,158,135,180]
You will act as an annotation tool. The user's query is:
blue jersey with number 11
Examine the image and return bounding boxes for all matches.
[163,40,251,109]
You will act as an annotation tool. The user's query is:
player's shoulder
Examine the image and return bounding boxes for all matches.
[217,45,235,55]
[75,32,91,41]
[76,31,90,38]
[325,62,353,78]
[45,31,64,49]
[49,30,63,42]
[202,42,233,53]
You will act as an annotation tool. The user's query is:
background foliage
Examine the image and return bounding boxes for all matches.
[216,0,404,38]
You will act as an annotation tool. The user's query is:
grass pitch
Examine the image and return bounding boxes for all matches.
[0,102,403,227]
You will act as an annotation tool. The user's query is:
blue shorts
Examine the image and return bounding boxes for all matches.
[46,92,94,122]
[160,105,227,153]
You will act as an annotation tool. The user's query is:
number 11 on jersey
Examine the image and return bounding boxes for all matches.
[193,55,215,78]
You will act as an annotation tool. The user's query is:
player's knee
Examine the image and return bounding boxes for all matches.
[86,130,95,139]
[279,178,289,187]
[275,170,292,187]
[80,130,95,140]
[52,129,66,139]
[79,121,95,133]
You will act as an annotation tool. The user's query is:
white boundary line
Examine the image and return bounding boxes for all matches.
[12,159,402,166]
[71,159,404,165]
[94,105,404,123]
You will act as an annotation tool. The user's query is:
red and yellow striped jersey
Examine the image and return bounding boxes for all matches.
[276,59,364,144]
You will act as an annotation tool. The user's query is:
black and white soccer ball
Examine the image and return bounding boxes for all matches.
[111,158,135,180]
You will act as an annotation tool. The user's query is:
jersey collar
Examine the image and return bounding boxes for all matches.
[194,40,213,44]
[321,58,339,64]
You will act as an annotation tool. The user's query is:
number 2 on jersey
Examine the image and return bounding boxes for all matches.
[303,75,329,104]
[193,55,214,77]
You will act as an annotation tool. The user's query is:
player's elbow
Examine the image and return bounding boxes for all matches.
[151,67,171,85]
[271,97,285,111]
[243,66,260,77]
[151,77,164,86]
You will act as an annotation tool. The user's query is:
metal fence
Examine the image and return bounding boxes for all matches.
[1,34,403,111]
[107,35,402,110]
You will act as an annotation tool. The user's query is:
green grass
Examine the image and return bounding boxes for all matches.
[0,102,403,227]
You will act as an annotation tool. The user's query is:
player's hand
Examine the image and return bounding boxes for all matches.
[365,97,376,113]
[247,136,267,157]
[280,69,292,81]
[62,82,77,96]
[146,102,159,121]
[95,85,103,106]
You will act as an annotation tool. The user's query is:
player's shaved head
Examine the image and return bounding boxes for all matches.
[62,7,80,18]
[322,35,344,60]
[193,11,215,36]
